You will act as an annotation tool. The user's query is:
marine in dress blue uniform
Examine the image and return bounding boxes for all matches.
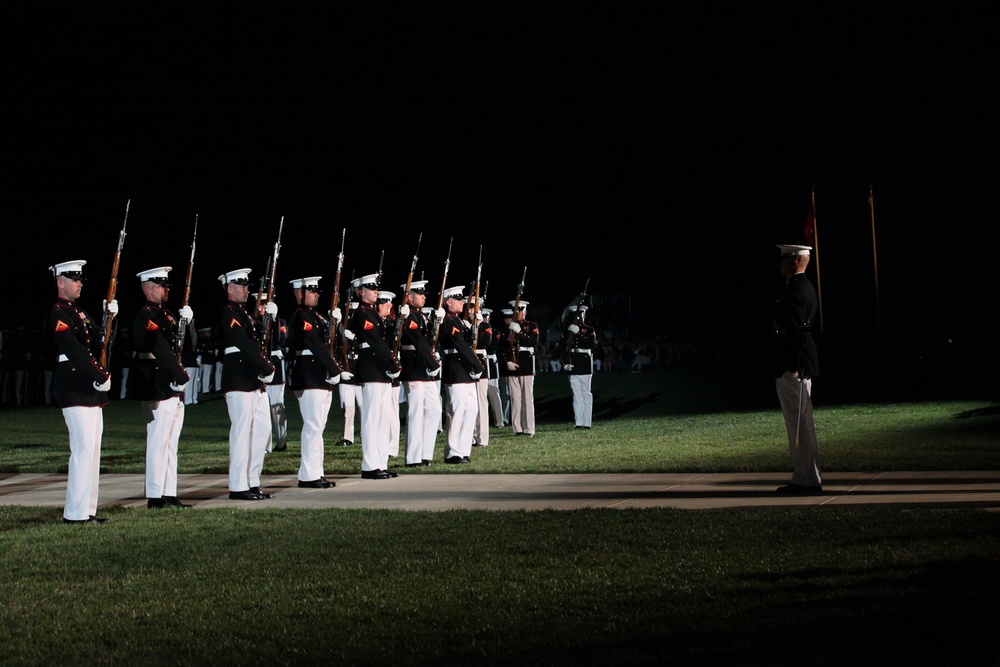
[126,266,193,508]
[502,300,539,437]
[439,285,486,463]
[288,276,342,488]
[336,300,362,447]
[350,273,401,479]
[773,244,823,495]
[218,268,276,501]
[398,280,442,467]
[45,260,117,523]
[559,301,596,429]
[250,292,289,453]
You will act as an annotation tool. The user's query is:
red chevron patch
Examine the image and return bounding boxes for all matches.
[408,320,417,330]
[230,318,241,328]
[55,320,69,332]
[364,320,374,331]
[145,320,159,331]
[303,321,313,331]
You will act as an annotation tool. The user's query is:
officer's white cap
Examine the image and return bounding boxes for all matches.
[501,308,514,316]
[349,301,360,310]
[290,276,322,289]
[357,273,380,289]
[481,308,492,316]
[508,300,529,310]
[443,285,465,300]
[49,260,86,277]
[403,280,429,293]
[218,268,252,285]
[777,244,811,257]
[377,291,396,303]
[137,266,172,282]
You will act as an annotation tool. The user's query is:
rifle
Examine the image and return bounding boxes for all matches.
[327,228,346,353]
[340,270,355,372]
[507,266,527,348]
[173,214,198,357]
[471,246,483,351]
[392,233,422,359]
[259,216,284,356]
[430,237,453,352]
[563,277,590,363]
[99,199,130,369]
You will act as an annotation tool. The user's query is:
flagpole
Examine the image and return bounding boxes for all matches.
[868,182,881,331]
[811,186,824,333]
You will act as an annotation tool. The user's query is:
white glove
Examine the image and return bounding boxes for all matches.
[325,374,341,386]
[169,381,188,392]
[567,323,580,334]
[259,372,275,383]
[508,322,521,334]
[469,371,482,380]
[564,364,574,372]
[475,312,484,324]
[179,305,194,322]
[329,308,342,323]
[340,371,354,381]
[425,365,441,378]
[506,361,518,372]
[434,308,445,320]
[264,301,278,318]
[93,378,112,392]
[399,304,410,318]
[343,329,356,341]
[386,369,401,379]
[103,299,119,319]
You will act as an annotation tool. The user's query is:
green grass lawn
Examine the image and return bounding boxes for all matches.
[2,369,999,665]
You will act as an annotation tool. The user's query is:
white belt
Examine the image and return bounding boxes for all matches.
[360,343,371,349]
[295,350,313,357]
[475,349,487,356]
[518,347,535,354]
[58,354,69,362]
[570,348,593,356]
[136,352,156,360]
[442,348,458,355]
[225,346,240,355]
[271,350,284,359]
[401,345,416,351]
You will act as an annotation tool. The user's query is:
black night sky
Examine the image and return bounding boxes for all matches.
[5,4,998,382]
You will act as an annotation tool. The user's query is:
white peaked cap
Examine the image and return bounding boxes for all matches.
[49,260,87,277]
[137,266,172,281]
[218,268,252,285]
[777,244,812,256]
[290,276,322,289]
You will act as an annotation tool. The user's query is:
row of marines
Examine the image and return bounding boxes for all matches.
[46,260,599,521]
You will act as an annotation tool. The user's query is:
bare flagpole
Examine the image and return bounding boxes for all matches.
[868,182,881,331]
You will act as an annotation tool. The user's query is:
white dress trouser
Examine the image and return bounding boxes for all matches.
[142,396,185,498]
[226,390,270,492]
[403,380,441,465]
[62,406,103,521]
[183,366,199,404]
[200,363,213,393]
[473,378,490,445]
[361,383,391,472]
[775,371,823,486]
[487,377,503,427]
[382,384,401,458]
[445,383,477,459]
[507,375,535,435]
[570,374,593,427]
[339,383,363,443]
[296,388,333,482]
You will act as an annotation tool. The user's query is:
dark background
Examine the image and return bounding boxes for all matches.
[5,4,998,397]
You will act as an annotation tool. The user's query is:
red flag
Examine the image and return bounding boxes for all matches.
[804,200,815,245]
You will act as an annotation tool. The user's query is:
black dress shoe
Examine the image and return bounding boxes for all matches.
[462,456,471,463]
[775,483,823,495]
[320,476,337,488]
[250,486,273,499]
[298,479,333,489]
[89,515,109,523]
[164,496,192,508]
[337,439,353,447]
[360,469,392,480]
[229,490,265,501]
[385,470,399,478]
[405,463,423,468]
[147,497,168,509]
[63,517,103,524]
[444,456,464,464]
[273,444,287,452]
[421,460,433,467]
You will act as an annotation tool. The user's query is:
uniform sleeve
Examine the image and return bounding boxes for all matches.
[357,310,400,372]
[442,317,486,372]
[402,315,440,370]
[222,307,274,375]
[301,313,342,375]
[50,307,109,383]
[136,309,189,383]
